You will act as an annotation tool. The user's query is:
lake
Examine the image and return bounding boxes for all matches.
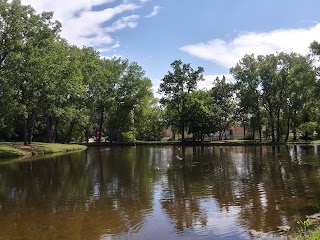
[0,145,319,239]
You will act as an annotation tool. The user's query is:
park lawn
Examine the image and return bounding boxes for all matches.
[32,142,87,153]
[0,142,87,158]
[0,144,28,158]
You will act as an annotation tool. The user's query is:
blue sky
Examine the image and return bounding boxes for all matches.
[19,0,320,92]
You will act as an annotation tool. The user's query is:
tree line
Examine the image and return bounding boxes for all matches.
[160,49,320,142]
[0,0,162,144]
[1,0,319,144]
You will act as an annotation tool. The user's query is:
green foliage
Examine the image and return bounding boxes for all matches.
[1,0,320,144]
[159,59,204,141]
[0,1,155,144]
[210,76,236,140]
[121,131,136,142]
[230,52,318,142]
[134,98,165,141]
[299,122,317,139]
[104,59,153,142]
[230,54,264,141]
[297,219,315,232]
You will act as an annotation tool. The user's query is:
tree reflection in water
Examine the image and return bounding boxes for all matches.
[0,145,319,239]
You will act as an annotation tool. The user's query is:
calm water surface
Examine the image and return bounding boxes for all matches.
[0,145,319,240]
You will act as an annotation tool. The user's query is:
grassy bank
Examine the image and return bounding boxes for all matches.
[292,229,320,240]
[0,142,87,158]
[84,139,320,147]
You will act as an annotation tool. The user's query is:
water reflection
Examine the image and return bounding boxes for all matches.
[0,145,319,239]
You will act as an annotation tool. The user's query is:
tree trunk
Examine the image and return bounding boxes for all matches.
[98,105,104,142]
[293,129,297,141]
[64,119,76,143]
[27,113,35,144]
[259,128,262,142]
[285,111,291,142]
[23,116,28,146]
[269,115,276,142]
[276,110,281,142]
[46,116,54,143]
[53,119,59,143]
[85,128,89,143]
[181,122,185,141]
[292,111,298,141]
[266,99,276,142]
[172,129,176,140]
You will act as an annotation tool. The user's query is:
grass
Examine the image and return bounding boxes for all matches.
[290,228,320,240]
[32,142,87,153]
[0,142,87,158]
[0,144,28,158]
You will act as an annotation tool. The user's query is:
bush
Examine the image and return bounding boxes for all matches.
[121,131,135,142]
[299,122,318,140]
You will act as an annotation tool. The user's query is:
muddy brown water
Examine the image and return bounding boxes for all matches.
[0,145,319,239]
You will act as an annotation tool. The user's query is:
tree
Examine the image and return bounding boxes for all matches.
[309,41,320,139]
[134,97,165,141]
[210,76,236,140]
[298,122,317,140]
[285,53,317,141]
[231,52,317,142]
[79,47,103,142]
[186,90,212,141]
[159,60,204,141]
[230,54,264,141]
[0,1,61,145]
[86,56,121,142]
[105,59,153,142]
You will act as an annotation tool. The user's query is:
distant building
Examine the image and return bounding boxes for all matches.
[162,125,267,141]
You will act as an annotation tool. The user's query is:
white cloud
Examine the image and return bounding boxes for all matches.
[199,74,234,90]
[105,15,140,32]
[145,5,160,18]
[96,41,120,53]
[18,0,146,49]
[180,23,320,69]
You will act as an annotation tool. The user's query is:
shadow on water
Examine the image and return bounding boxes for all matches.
[0,145,319,239]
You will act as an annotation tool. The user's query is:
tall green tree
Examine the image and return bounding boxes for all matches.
[230,54,264,141]
[0,1,61,145]
[44,43,87,143]
[185,90,213,141]
[309,41,320,139]
[231,52,317,142]
[78,47,102,142]
[210,76,236,140]
[134,97,165,141]
[106,59,153,142]
[159,59,204,141]
[87,57,122,142]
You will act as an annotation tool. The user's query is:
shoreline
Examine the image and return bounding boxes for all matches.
[1,140,319,159]
[0,142,87,159]
[82,140,320,147]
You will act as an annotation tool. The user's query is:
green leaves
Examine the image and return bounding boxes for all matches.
[230,52,318,142]
[159,59,204,141]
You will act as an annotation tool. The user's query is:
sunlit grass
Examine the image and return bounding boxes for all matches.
[0,142,87,158]
[0,145,27,157]
[32,142,87,153]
